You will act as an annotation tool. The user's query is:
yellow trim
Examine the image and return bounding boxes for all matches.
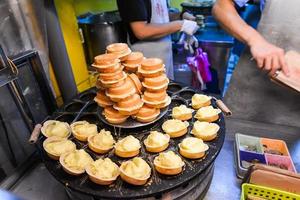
[72,0,183,16]
[49,62,64,106]
[73,0,117,16]
[54,0,91,92]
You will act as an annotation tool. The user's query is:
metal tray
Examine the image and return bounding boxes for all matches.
[234,133,296,179]
[38,82,226,199]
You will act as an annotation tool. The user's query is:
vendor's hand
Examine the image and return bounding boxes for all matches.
[185,35,199,54]
[249,37,290,76]
[178,33,199,54]
[180,19,199,35]
[182,12,196,21]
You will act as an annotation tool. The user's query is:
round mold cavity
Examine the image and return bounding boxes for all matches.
[65,102,84,112]
[178,89,196,101]
[84,102,98,112]
[167,83,182,93]
[79,92,96,102]
[77,114,99,124]
[55,114,75,124]
[169,98,187,110]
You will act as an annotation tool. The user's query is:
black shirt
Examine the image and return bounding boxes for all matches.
[117,0,152,44]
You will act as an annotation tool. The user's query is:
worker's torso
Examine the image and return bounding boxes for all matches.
[150,0,169,23]
[131,0,173,79]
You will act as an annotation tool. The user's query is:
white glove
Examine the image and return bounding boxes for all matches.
[178,33,199,54]
[180,19,199,35]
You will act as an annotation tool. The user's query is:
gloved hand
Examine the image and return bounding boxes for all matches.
[180,19,199,35]
[182,12,196,21]
[178,33,199,54]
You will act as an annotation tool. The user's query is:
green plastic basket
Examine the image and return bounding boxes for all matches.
[241,183,300,200]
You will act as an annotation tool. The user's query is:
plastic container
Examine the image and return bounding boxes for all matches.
[241,183,300,200]
[265,154,296,173]
[235,133,265,178]
[234,133,296,178]
[239,150,266,169]
[261,138,290,156]
[236,134,264,153]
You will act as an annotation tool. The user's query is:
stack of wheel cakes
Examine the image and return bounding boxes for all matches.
[93,43,170,124]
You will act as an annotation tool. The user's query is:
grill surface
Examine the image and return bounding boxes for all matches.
[38,81,225,199]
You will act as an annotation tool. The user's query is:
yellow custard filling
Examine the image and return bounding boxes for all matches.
[144,131,169,147]
[45,121,69,138]
[45,139,76,156]
[115,135,141,152]
[73,121,98,136]
[192,121,220,136]
[90,158,119,179]
[121,157,150,179]
[155,151,184,168]
[172,105,193,118]
[195,106,221,119]
[162,119,189,133]
[192,94,211,107]
[64,149,93,171]
[91,129,115,149]
[179,137,208,153]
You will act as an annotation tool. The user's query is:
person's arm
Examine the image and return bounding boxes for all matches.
[212,0,289,76]
[130,21,183,40]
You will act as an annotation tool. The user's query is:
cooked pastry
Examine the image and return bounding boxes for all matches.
[41,120,71,138]
[93,53,119,67]
[43,136,76,160]
[142,90,171,109]
[191,94,212,109]
[96,62,122,74]
[143,90,167,102]
[123,52,144,65]
[102,106,128,124]
[114,135,141,158]
[134,105,160,123]
[140,58,164,71]
[191,121,220,141]
[95,79,106,91]
[144,131,170,153]
[94,90,113,107]
[60,149,93,175]
[99,71,127,85]
[153,151,184,175]
[138,58,165,78]
[120,157,151,185]
[162,119,189,138]
[159,96,172,109]
[122,52,144,72]
[85,158,119,185]
[97,78,126,89]
[142,74,169,92]
[106,43,131,60]
[194,106,221,122]
[106,77,136,102]
[113,94,144,115]
[70,121,98,142]
[178,137,209,159]
[128,73,143,94]
[98,66,124,82]
[88,129,115,154]
[172,105,194,121]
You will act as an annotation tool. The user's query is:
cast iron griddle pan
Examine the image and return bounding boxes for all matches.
[38,81,225,199]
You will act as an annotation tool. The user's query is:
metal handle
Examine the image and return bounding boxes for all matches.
[28,124,42,144]
[78,28,85,44]
[215,99,232,116]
